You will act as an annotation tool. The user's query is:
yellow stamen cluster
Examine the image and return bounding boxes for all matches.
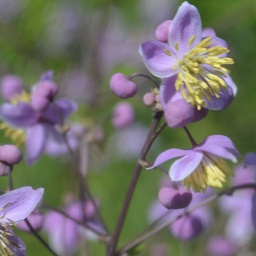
[0,123,25,145]
[9,90,30,105]
[0,225,20,256]
[0,90,29,145]
[183,154,233,192]
[172,36,234,110]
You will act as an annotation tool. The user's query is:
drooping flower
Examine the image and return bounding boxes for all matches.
[139,2,237,110]
[148,135,239,192]
[0,72,77,165]
[0,186,44,256]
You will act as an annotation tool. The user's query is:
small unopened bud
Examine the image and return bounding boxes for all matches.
[18,210,44,232]
[143,92,155,106]
[158,187,192,209]
[207,236,237,256]
[1,75,23,101]
[110,73,137,99]
[31,93,50,112]
[155,20,171,42]
[34,80,58,100]
[0,145,22,165]
[171,215,203,240]
[112,102,134,129]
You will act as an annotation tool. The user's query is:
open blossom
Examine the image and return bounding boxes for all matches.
[0,72,77,165]
[139,2,237,110]
[148,135,239,192]
[219,160,256,246]
[0,186,44,256]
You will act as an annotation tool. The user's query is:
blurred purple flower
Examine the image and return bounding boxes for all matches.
[139,2,237,110]
[0,186,44,255]
[207,236,237,256]
[148,135,239,192]
[44,201,100,256]
[149,186,212,240]
[112,102,135,129]
[219,162,256,245]
[0,73,77,165]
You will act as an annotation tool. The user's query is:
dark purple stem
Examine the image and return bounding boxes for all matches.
[183,126,197,147]
[118,183,256,255]
[107,111,164,255]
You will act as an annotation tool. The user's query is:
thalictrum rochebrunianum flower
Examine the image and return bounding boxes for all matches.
[148,135,240,192]
[139,1,237,110]
[0,186,44,256]
[0,73,77,165]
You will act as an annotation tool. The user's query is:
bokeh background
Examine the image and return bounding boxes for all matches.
[0,0,255,255]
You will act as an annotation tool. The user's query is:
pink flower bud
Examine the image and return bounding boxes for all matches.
[31,93,50,112]
[207,236,237,256]
[17,210,44,232]
[112,102,134,129]
[155,20,171,42]
[0,145,22,165]
[34,80,58,100]
[170,215,203,240]
[143,92,155,106]
[158,187,192,209]
[110,73,137,99]
[1,75,23,101]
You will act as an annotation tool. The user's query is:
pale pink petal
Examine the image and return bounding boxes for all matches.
[170,151,203,181]
[139,40,177,78]
[0,187,44,224]
[147,148,190,170]
[169,2,202,54]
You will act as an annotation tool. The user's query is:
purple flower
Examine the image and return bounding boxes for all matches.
[148,135,239,192]
[0,73,77,165]
[44,201,99,256]
[149,186,213,240]
[0,186,44,255]
[219,163,256,245]
[139,2,237,110]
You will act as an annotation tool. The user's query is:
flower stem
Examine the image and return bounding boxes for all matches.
[129,73,160,87]
[183,126,197,147]
[118,183,256,254]
[107,111,164,256]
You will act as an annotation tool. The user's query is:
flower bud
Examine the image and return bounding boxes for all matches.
[158,187,192,209]
[0,144,22,165]
[155,20,171,42]
[112,102,134,129]
[110,73,137,99]
[33,80,58,100]
[31,93,50,112]
[143,92,155,106]
[17,211,44,232]
[1,75,23,101]
[207,236,237,256]
[170,215,203,240]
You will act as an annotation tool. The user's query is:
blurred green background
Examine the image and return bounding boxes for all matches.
[0,0,255,255]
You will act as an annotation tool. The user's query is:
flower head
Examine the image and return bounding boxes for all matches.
[148,135,239,192]
[0,72,77,164]
[139,2,237,110]
[0,186,44,255]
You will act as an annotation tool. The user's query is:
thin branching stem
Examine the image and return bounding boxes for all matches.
[107,111,164,255]
[118,183,256,255]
